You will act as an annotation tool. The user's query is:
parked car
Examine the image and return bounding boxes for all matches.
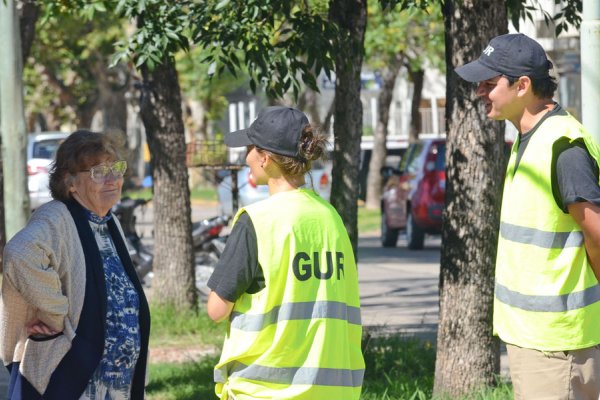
[217,160,332,215]
[27,131,70,210]
[380,138,446,250]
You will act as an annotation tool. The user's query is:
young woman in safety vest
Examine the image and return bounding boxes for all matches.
[207,106,365,400]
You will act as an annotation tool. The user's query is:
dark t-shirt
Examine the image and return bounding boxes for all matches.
[206,212,264,302]
[515,103,600,212]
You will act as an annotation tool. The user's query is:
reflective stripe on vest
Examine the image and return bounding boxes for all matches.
[215,362,364,387]
[496,282,600,312]
[230,300,361,332]
[500,221,583,248]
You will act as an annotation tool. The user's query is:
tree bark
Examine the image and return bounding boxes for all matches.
[298,87,323,128]
[408,68,424,143]
[18,0,38,62]
[0,0,40,270]
[433,0,508,397]
[139,57,197,310]
[328,0,367,254]
[95,60,129,134]
[1,0,29,242]
[364,56,402,210]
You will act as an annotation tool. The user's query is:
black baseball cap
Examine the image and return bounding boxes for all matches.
[224,106,309,158]
[455,33,553,82]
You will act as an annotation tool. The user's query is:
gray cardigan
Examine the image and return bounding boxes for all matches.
[0,200,119,394]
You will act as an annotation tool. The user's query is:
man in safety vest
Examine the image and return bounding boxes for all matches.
[206,106,364,399]
[456,33,600,399]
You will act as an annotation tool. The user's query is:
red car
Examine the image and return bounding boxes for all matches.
[381,139,446,249]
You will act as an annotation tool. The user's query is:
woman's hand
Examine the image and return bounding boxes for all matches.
[26,319,60,337]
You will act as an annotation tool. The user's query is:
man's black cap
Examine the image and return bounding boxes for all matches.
[455,33,553,82]
[224,106,309,158]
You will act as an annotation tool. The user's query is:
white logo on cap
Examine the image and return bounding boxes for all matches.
[483,45,494,56]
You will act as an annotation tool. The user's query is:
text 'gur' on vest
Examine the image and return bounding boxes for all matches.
[292,251,345,281]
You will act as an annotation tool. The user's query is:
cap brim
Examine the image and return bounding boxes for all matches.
[455,60,501,82]
[224,128,253,148]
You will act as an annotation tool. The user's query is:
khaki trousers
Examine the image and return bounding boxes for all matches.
[507,343,600,400]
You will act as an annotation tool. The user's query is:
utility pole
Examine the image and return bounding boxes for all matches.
[581,0,600,143]
[0,0,30,239]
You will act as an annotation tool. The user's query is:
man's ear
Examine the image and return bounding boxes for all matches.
[517,76,532,97]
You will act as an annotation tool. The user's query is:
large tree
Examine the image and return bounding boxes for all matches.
[328,0,368,252]
[433,0,507,395]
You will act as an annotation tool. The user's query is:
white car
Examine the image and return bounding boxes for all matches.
[27,131,70,210]
[217,161,332,216]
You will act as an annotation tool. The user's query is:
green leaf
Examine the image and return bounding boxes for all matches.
[94,2,107,12]
[215,0,231,11]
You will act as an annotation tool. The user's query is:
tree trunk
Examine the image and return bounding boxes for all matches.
[1,0,29,242]
[18,0,38,62]
[139,57,197,310]
[328,0,367,254]
[364,57,402,210]
[298,87,322,127]
[408,68,424,143]
[433,0,508,397]
[0,0,40,270]
[96,61,129,134]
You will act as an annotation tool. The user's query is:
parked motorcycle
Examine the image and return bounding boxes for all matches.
[193,215,230,297]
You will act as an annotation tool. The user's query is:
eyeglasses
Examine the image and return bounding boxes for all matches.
[82,160,127,183]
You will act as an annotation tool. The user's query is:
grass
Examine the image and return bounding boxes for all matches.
[361,333,435,399]
[146,357,219,400]
[149,303,226,348]
[358,206,381,235]
[146,308,512,400]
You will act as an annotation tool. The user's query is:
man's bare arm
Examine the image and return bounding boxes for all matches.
[569,201,600,282]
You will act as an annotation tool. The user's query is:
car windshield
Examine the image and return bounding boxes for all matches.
[405,143,424,174]
[32,139,63,160]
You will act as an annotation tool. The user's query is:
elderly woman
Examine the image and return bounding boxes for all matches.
[0,130,150,400]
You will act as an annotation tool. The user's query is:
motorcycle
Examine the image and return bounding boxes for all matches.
[193,215,230,297]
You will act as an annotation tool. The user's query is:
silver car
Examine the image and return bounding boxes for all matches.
[27,131,70,210]
[217,161,332,216]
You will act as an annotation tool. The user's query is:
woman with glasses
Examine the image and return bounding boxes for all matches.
[0,130,150,400]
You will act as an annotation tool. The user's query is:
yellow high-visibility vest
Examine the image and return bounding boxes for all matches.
[494,113,600,351]
[214,189,364,400]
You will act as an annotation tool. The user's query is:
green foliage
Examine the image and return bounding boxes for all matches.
[175,46,247,132]
[111,0,196,69]
[366,1,444,73]
[194,0,337,99]
[146,357,219,400]
[506,0,582,36]
[23,7,126,126]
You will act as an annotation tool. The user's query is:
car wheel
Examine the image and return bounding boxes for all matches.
[381,213,399,248]
[406,213,425,250]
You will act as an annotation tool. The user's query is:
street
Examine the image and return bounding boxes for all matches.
[358,234,440,341]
